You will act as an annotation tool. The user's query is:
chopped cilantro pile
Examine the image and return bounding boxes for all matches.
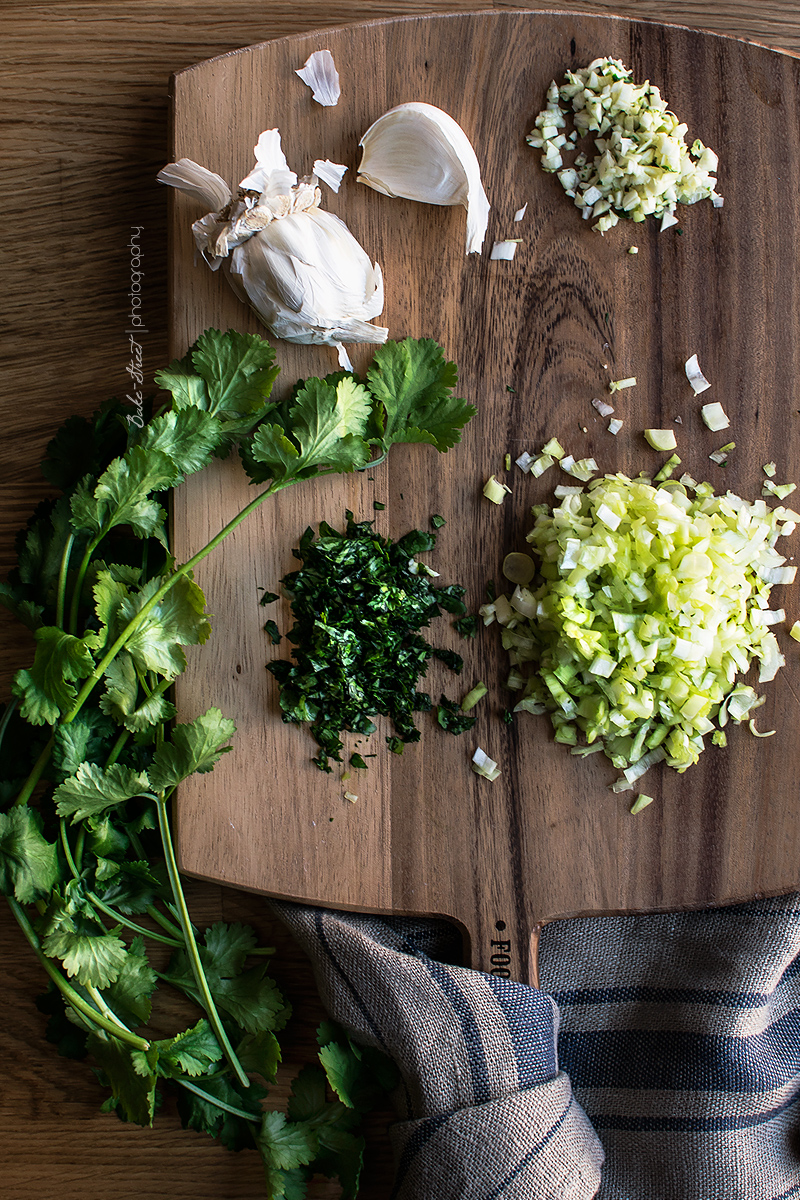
[269,513,470,770]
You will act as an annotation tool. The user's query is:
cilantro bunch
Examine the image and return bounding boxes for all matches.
[270,513,473,771]
[0,328,474,1196]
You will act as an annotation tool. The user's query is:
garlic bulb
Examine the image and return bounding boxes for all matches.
[157,130,387,349]
[357,102,490,254]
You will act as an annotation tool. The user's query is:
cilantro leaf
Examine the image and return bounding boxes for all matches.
[247,377,371,485]
[236,1028,281,1083]
[318,1040,363,1110]
[99,652,177,732]
[12,626,97,725]
[175,1070,266,1151]
[119,572,211,680]
[203,921,259,977]
[136,407,222,480]
[54,762,151,823]
[105,935,158,1026]
[258,1110,319,1172]
[51,709,117,780]
[42,926,128,988]
[147,708,236,793]
[39,396,132,492]
[87,1030,157,1126]
[0,807,59,904]
[70,446,177,542]
[366,338,476,453]
[263,619,281,644]
[156,328,280,451]
[150,1018,224,1078]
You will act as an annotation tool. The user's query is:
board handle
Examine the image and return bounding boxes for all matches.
[467,917,541,989]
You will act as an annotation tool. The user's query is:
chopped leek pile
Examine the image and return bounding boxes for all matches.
[482,474,798,789]
[527,57,722,233]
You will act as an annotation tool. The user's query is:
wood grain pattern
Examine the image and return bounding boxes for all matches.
[3,3,800,1198]
[170,11,800,987]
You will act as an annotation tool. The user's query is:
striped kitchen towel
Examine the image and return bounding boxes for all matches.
[273,893,800,1199]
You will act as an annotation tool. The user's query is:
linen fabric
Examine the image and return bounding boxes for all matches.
[272,893,800,1199]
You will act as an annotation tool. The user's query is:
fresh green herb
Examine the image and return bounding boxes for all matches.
[373,501,386,511]
[263,620,282,645]
[1,327,473,1198]
[268,514,468,771]
[435,696,477,735]
[502,710,514,725]
[259,590,280,606]
[431,514,446,529]
[349,753,368,770]
[454,614,478,638]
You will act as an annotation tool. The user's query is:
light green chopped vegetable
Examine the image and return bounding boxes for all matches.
[528,57,722,233]
[483,474,512,504]
[701,401,730,431]
[628,246,639,255]
[471,746,501,781]
[504,453,512,471]
[608,418,623,435]
[496,471,797,779]
[609,377,637,393]
[503,552,536,585]
[709,442,735,464]
[644,428,677,452]
[462,681,488,711]
[764,462,777,478]
[763,479,797,500]
[541,437,566,459]
[654,453,681,482]
[630,792,654,814]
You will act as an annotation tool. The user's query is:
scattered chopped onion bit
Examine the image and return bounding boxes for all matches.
[490,240,521,261]
[685,354,712,395]
[609,377,637,393]
[644,428,677,452]
[630,792,654,814]
[484,474,512,504]
[472,747,501,781]
[701,401,729,431]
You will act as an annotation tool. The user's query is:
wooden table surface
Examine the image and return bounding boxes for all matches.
[2,3,799,1197]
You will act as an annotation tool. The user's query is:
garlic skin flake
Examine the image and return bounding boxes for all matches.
[313,159,348,193]
[157,130,387,349]
[296,49,340,106]
[357,102,490,255]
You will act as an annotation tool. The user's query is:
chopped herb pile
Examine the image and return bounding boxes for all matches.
[268,514,470,770]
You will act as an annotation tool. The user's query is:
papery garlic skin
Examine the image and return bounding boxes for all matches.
[296,49,341,106]
[357,102,490,254]
[157,130,387,348]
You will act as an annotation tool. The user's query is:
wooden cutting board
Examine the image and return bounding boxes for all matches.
[169,10,800,986]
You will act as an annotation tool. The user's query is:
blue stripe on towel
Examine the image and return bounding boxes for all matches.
[589,1086,800,1132]
[558,1006,800,1092]
[484,974,558,1087]
[421,956,492,1105]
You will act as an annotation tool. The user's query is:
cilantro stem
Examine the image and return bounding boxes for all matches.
[68,537,100,636]
[87,893,183,949]
[14,733,55,807]
[6,897,150,1051]
[175,1078,260,1124]
[85,982,134,1035]
[146,904,185,941]
[104,726,131,769]
[0,697,17,756]
[153,795,250,1089]
[55,532,75,630]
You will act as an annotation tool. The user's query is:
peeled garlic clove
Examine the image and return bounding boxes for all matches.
[296,49,340,106]
[156,160,231,211]
[357,102,490,254]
